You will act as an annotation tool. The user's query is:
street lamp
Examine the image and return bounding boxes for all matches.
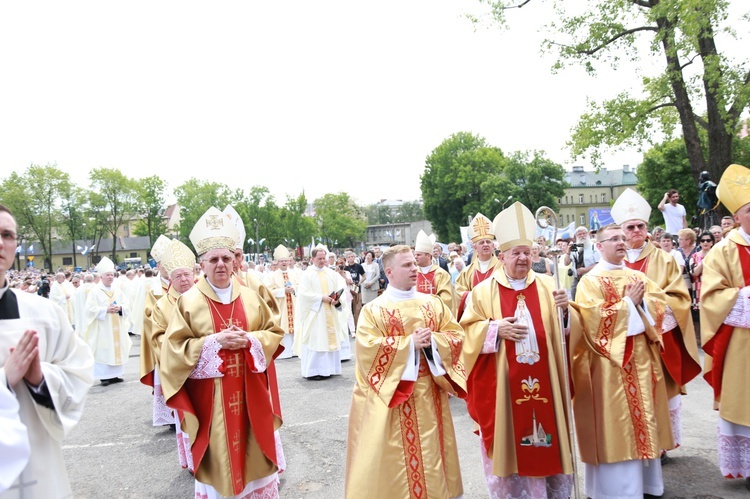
[495,195,513,210]
[253,218,259,261]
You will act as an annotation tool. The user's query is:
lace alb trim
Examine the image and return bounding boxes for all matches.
[189,335,223,379]
[152,383,173,426]
[247,334,267,373]
[725,286,750,329]
[717,432,750,478]
[480,435,573,499]
[482,321,500,354]
[662,305,678,333]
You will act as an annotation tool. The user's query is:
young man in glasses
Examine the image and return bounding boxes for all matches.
[611,189,701,456]
[572,223,672,499]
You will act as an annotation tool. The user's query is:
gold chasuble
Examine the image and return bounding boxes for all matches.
[571,266,674,464]
[460,271,574,478]
[623,241,701,397]
[140,280,169,387]
[700,230,750,426]
[161,276,284,497]
[455,255,500,319]
[346,292,467,499]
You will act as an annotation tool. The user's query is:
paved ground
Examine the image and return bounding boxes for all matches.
[62,337,749,498]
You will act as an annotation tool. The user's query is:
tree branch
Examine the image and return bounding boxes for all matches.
[574,26,659,56]
[645,102,676,114]
[502,0,532,9]
[679,53,700,71]
[630,0,654,8]
[693,114,708,131]
[728,68,750,122]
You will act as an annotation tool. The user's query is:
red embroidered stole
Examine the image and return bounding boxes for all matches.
[417,269,437,295]
[457,264,494,321]
[500,283,563,477]
[625,254,701,385]
[282,272,295,334]
[703,244,750,400]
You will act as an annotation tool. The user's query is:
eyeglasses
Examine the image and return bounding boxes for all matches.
[624,223,647,231]
[600,236,627,244]
[700,239,713,243]
[1,231,18,242]
[203,256,234,265]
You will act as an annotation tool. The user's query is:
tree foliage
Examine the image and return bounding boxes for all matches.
[421,132,566,241]
[133,175,169,248]
[0,164,70,270]
[90,168,139,262]
[421,132,507,241]
[281,193,317,252]
[476,0,750,185]
[314,193,367,249]
[639,134,750,227]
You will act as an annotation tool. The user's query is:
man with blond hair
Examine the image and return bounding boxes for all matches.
[346,245,467,498]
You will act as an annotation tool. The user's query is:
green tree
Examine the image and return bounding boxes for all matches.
[0,164,69,270]
[59,184,90,269]
[638,134,750,227]
[396,201,425,223]
[280,193,317,254]
[638,138,696,228]
[501,151,566,213]
[133,175,169,249]
[90,168,139,263]
[420,132,507,241]
[173,178,234,246]
[364,204,393,225]
[476,0,750,186]
[240,186,283,256]
[314,193,367,250]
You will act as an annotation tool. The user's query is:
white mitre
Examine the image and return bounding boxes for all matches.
[493,202,535,252]
[223,205,247,250]
[190,206,240,256]
[611,188,651,224]
[161,239,196,276]
[273,244,291,260]
[468,213,494,243]
[150,234,171,263]
[414,230,436,253]
[96,256,115,274]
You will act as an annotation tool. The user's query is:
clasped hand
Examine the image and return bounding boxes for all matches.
[412,327,432,349]
[5,330,44,387]
[107,304,121,314]
[625,280,645,306]
[497,317,528,343]
[216,325,249,350]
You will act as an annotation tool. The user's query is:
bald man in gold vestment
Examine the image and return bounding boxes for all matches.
[572,224,673,499]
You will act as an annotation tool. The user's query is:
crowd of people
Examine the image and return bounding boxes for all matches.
[1,163,749,498]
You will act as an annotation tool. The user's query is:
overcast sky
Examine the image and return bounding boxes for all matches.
[1,1,746,206]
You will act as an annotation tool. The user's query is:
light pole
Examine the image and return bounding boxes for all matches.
[253,218,259,261]
[494,195,513,210]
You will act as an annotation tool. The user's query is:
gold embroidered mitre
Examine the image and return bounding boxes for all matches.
[717,163,750,214]
[468,213,494,243]
[150,234,171,263]
[96,256,115,274]
[414,230,436,253]
[611,188,651,224]
[161,239,196,276]
[273,244,291,260]
[493,201,536,252]
[190,206,240,256]
[222,205,247,250]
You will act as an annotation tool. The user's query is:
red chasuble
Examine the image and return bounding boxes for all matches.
[703,247,750,401]
[624,255,701,386]
[457,267,495,320]
[169,296,278,495]
[416,270,437,295]
[466,282,563,477]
